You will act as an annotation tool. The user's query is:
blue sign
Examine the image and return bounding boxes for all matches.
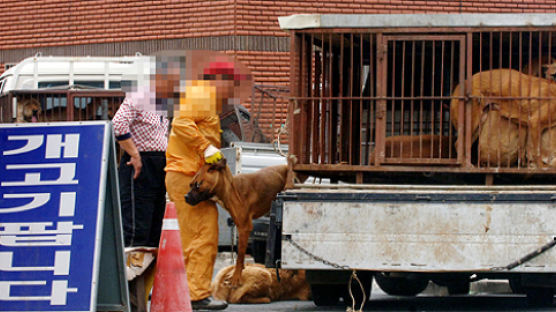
[0,122,111,312]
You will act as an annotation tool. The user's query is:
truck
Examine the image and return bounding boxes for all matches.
[267,13,556,307]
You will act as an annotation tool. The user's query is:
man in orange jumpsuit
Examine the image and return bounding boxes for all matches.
[165,54,251,310]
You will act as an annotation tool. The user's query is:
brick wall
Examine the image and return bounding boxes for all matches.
[0,0,236,49]
[236,0,556,36]
[2,0,556,139]
[3,1,555,51]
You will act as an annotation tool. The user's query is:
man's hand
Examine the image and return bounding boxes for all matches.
[116,137,142,179]
[127,154,142,179]
[204,145,223,164]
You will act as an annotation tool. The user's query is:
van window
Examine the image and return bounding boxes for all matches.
[109,81,121,89]
[74,81,104,89]
[38,81,69,89]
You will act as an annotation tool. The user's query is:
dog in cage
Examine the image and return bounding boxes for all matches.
[522,55,556,81]
[475,101,527,167]
[16,98,41,123]
[450,68,556,168]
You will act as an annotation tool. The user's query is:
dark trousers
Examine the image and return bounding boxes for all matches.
[118,151,166,247]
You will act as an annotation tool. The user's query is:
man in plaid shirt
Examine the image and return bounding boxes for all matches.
[112,83,169,249]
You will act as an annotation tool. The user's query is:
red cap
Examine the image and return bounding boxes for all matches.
[204,62,236,76]
[203,61,250,80]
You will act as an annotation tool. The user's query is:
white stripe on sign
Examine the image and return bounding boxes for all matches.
[162,219,179,230]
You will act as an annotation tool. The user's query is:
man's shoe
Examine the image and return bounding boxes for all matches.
[191,296,228,310]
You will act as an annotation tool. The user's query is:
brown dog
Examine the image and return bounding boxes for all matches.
[16,98,41,122]
[541,126,556,167]
[450,69,556,168]
[211,263,310,304]
[522,55,556,81]
[185,159,289,287]
[381,134,454,159]
[476,107,527,166]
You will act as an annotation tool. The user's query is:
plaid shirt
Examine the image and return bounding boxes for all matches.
[112,97,169,152]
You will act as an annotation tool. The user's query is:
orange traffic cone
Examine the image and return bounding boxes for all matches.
[150,202,192,312]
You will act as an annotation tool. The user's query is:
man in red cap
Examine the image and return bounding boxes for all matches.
[165,52,251,310]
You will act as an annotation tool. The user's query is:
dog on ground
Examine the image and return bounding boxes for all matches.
[185,158,292,287]
[522,55,556,81]
[211,263,311,304]
[450,68,556,168]
[16,98,41,122]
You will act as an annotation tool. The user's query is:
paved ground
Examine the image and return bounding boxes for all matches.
[148,252,553,312]
[211,252,550,312]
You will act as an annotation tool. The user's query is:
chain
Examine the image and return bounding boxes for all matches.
[284,236,350,270]
[285,236,367,312]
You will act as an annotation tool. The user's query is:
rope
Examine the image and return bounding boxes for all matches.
[347,270,366,312]
[285,236,367,311]
[272,123,288,158]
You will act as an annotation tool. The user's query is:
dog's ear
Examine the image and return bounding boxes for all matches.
[215,157,227,170]
[209,157,227,171]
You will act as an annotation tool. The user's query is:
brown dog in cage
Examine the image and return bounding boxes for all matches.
[16,98,41,123]
[450,68,556,168]
[211,263,311,304]
[476,103,527,166]
[369,134,454,161]
[522,55,556,82]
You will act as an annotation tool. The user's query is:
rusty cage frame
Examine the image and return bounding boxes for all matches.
[0,90,125,123]
[285,14,556,183]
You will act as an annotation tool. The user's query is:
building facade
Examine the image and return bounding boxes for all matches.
[1,0,555,137]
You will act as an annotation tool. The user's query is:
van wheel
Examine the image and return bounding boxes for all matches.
[375,272,429,296]
[311,284,341,306]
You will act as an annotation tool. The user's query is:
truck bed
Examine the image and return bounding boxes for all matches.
[276,184,556,273]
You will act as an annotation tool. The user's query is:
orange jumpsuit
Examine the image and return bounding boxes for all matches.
[165,80,221,301]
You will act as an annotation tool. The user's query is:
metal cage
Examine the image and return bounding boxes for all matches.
[285,14,556,183]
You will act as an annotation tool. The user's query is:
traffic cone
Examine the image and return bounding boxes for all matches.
[150,202,192,312]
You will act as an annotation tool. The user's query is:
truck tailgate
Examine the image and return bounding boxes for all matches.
[279,185,556,272]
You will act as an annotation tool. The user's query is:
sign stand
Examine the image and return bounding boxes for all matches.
[96,133,130,312]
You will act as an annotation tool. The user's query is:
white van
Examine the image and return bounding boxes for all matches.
[0,52,151,95]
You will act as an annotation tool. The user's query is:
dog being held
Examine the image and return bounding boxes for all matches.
[16,98,41,122]
[211,263,310,304]
[185,158,292,287]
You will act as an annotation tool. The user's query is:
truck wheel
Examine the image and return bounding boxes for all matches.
[375,272,429,296]
[508,276,525,294]
[341,272,373,307]
[446,279,470,295]
[311,284,341,306]
[526,287,554,307]
[250,240,266,264]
